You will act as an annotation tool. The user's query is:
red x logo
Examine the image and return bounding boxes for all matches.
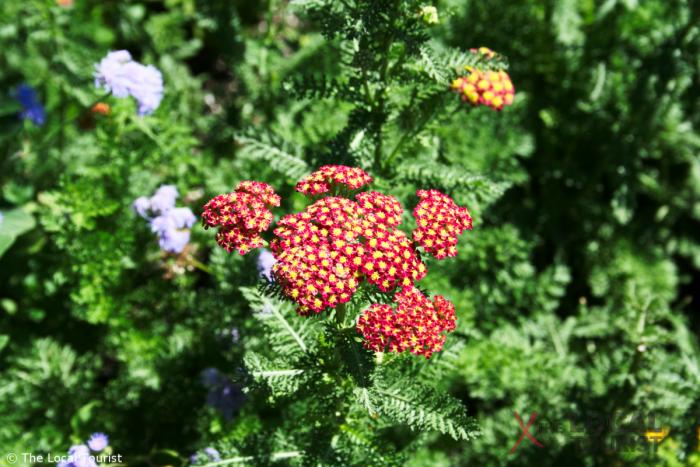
[509,411,544,453]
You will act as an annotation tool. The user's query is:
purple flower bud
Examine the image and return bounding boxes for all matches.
[87,432,109,452]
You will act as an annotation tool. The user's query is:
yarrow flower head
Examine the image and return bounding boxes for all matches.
[202,181,280,254]
[296,165,373,196]
[87,432,108,452]
[15,84,45,125]
[413,189,472,259]
[270,196,367,314]
[451,67,515,111]
[133,185,195,254]
[95,50,164,116]
[451,48,514,111]
[357,286,456,358]
[205,166,471,357]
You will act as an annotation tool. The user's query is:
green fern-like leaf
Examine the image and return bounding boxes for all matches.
[240,286,316,356]
[244,352,306,398]
[235,131,310,181]
[366,383,479,441]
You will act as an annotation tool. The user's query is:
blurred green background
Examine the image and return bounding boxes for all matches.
[1,0,699,466]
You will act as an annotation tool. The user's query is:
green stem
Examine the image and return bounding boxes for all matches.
[335,303,347,327]
[371,8,396,171]
[384,99,463,170]
[189,257,214,275]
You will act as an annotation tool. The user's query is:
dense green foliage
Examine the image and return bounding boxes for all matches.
[1,0,699,466]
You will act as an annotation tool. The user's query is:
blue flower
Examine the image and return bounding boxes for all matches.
[87,432,109,452]
[95,50,164,116]
[0,212,4,225]
[132,196,151,218]
[149,185,178,214]
[134,185,194,254]
[150,214,176,235]
[169,207,196,229]
[203,448,221,462]
[67,445,97,467]
[257,249,277,282]
[158,228,191,253]
[15,84,45,125]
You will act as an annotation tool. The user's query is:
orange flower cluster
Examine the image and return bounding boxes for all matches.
[451,47,514,111]
[469,46,496,59]
[296,165,373,196]
[413,189,472,259]
[356,286,456,358]
[202,181,280,254]
[451,68,515,111]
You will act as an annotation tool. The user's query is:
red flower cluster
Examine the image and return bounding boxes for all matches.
[202,181,280,254]
[204,166,472,358]
[296,165,373,196]
[356,286,456,358]
[361,228,426,292]
[451,65,515,111]
[271,197,366,314]
[271,193,427,314]
[356,191,403,227]
[413,189,472,259]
